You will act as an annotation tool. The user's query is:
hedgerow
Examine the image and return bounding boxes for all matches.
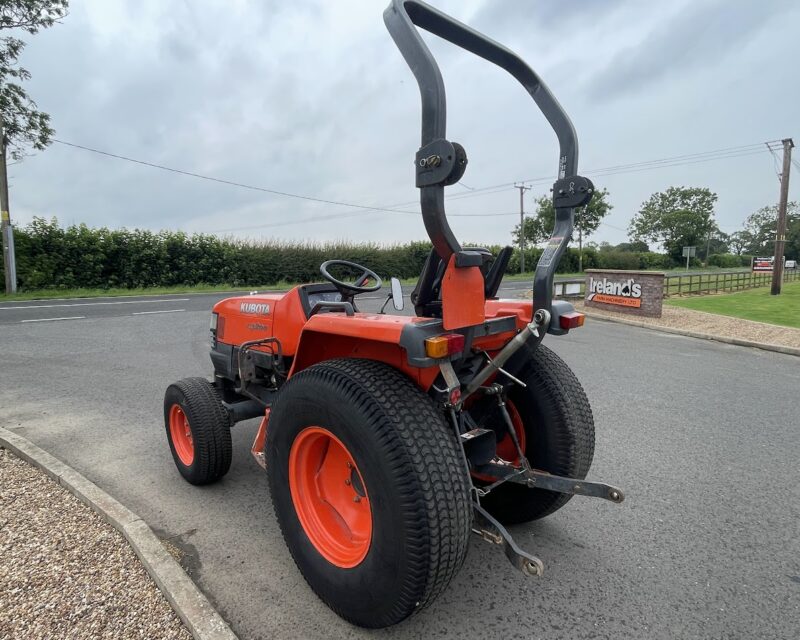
[1,217,679,291]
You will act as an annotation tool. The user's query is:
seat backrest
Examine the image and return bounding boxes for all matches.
[484,246,513,299]
[411,246,511,317]
[410,249,445,317]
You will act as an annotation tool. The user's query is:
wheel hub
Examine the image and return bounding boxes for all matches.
[289,427,372,568]
[169,404,194,466]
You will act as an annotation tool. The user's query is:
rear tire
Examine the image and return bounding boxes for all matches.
[477,344,595,524]
[267,358,471,628]
[164,377,232,485]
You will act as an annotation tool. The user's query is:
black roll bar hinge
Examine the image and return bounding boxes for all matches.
[415,138,468,188]
[552,175,594,209]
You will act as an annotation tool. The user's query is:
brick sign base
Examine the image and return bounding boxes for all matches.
[584,269,665,318]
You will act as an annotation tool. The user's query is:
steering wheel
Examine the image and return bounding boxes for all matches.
[320,260,383,294]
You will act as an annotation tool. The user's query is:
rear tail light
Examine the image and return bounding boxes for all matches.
[424,333,465,358]
[559,311,585,330]
[210,312,219,332]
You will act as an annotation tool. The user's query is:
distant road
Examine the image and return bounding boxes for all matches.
[0,280,534,324]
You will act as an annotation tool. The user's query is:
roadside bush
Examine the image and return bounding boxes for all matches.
[638,252,671,270]
[0,218,691,291]
[597,250,640,271]
[3,218,447,290]
[708,253,745,268]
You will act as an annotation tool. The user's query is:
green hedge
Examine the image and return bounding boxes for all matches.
[2,217,681,291]
[708,253,752,268]
[5,218,440,290]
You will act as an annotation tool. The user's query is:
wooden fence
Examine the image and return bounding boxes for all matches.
[549,269,799,300]
[663,269,798,297]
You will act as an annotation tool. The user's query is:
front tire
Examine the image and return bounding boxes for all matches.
[163,377,232,485]
[267,358,471,628]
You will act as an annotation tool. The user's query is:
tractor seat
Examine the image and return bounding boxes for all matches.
[410,246,513,317]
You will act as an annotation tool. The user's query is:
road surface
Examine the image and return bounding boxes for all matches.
[1,286,798,640]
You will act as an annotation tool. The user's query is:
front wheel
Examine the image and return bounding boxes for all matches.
[163,377,232,485]
[267,358,472,628]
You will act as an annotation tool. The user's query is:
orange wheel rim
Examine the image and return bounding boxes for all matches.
[289,427,372,568]
[169,404,194,466]
[469,397,527,483]
[497,399,526,463]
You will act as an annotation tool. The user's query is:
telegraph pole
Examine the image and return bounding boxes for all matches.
[1,114,17,294]
[514,183,530,273]
[771,138,794,296]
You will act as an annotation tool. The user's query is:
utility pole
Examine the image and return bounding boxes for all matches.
[771,137,794,296]
[1,114,17,294]
[514,183,530,273]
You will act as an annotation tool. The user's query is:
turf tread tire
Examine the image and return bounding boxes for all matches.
[267,358,472,628]
[481,344,595,523]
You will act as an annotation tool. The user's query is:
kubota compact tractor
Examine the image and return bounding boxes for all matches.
[164,0,624,628]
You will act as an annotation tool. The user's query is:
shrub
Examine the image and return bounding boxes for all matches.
[638,252,671,270]
[2,218,445,290]
[708,253,745,268]
[597,251,640,271]
[4,218,687,291]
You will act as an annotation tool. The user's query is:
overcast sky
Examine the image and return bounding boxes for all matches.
[8,0,800,248]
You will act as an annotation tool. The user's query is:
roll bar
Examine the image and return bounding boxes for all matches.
[384,0,594,313]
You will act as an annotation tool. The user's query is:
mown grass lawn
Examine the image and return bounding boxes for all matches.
[667,280,800,329]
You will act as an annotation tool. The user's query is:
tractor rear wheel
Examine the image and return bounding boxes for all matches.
[164,377,232,485]
[267,358,472,628]
[475,344,595,524]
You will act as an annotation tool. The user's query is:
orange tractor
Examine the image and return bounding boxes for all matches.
[164,0,623,628]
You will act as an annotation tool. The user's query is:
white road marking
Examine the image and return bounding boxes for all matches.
[132,309,186,316]
[0,290,251,303]
[0,298,190,311]
[20,316,86,323]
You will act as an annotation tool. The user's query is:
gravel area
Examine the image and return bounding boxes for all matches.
[0,448,192,640]
[573,300,800,349]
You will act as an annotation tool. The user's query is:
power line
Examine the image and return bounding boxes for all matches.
[172,144,780,232]
[212,210,522,234]
[766,141,783,181]
[53,137,778,233]
[424,144,772,207]
[52,139,421,217]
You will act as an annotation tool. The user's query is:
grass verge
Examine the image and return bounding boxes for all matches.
[666,280,800,329]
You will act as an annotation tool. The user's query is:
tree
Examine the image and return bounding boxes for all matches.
[739,202,799,260]
[728,230,753,256]
[513,187,612,271]
[1,1,68,160]
[703,232,730,261]
[628,186,717,264]
[613,240,650,253]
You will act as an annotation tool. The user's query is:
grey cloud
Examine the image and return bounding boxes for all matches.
[6,0,800,248]
[587,0,786,100]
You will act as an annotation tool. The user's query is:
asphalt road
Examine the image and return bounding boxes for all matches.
[0,281,532,324]
[1,286,798,640]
